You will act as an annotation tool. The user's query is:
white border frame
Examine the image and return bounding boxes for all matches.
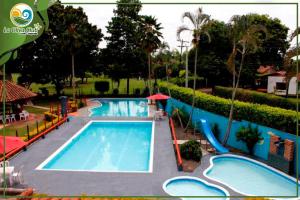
[162,176,230,200]
[203,154,300,197]
[88,98,150,117]
[36,120,155,173]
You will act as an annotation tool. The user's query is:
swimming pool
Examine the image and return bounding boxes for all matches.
[163,176,229,200]
[204,154,300,197]
[37,121,154,172]
[89,98,149,117]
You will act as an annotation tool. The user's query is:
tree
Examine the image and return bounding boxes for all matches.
[222,15,267,145]
[189,20,232,87]
[283,27,299,97]
[7,3,103,96]
[139,15,163,94]
[104,0,147,95]
[177,8,211,132]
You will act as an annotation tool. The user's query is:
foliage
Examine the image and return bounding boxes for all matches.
[159,82,298,134]
[113,88,119,95]
[94,81,110,94]
[180,140,202,161]
[236,124,262,155]
[169,77,204,89]
[214,86,298,110]
[143,87,150,96]
[134,88,140,95]
[6,3,103,95]
[177,7,211,132]
[103,0,162,94]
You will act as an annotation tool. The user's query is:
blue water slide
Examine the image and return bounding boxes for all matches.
[199,119,229,153]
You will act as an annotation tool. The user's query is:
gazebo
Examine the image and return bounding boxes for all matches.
[0,80,37,114]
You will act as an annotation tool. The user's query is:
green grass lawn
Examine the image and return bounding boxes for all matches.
[13,73,149,96]
[0,105,47,137]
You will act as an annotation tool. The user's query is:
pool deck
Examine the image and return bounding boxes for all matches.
[10,104,243,198]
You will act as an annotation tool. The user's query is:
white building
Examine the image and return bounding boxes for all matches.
[268,76,298,96]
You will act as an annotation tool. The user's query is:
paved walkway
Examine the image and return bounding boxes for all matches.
[9,103,243,198]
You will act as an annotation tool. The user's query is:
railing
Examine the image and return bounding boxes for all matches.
[0,116,68,162]
[169,117,183,171]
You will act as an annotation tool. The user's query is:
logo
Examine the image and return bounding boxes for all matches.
[10,3,34,27]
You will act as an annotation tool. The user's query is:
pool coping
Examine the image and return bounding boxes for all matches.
[88,98,150,117]
[203,154,300,197]
[35,120,155,173]
[162,176,230,200]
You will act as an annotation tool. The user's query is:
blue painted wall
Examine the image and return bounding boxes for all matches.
[166,98,299,175]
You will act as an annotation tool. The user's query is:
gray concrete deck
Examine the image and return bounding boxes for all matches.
[10,114,242,198]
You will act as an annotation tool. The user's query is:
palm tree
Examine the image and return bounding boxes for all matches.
[177,8,211,132]
[283,27,300,97]
[63,23,82,100]
[222,15,267,145]
[140,15,163,95]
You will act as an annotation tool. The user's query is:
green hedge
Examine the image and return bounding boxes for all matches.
[169,77,204,89]
[214,86,298,110]
[158,82,298,134]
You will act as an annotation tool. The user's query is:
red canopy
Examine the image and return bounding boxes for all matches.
[147,93,170,100]
[0,136,27,154]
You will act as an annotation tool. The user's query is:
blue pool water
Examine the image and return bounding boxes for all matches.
[38,121,154,172]
[90,99,148,117]
[205,155,300,196]
[163,177,228,200]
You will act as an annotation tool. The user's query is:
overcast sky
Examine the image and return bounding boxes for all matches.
[61,1,298,50]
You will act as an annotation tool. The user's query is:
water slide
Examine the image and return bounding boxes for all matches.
[199,119,229,153]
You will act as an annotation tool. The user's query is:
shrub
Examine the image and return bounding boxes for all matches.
[44,112,56,122]
[113,88,119,95]
[213,86,298,110]
[180,140,202,161]
[169,77,204,89]
[78,101,85,109]
[143,87,150,96]
[94,81,110,94]
[39,87,49,97]
[158,82,298,134]
[134,88,141,96]
[236,124,263,155]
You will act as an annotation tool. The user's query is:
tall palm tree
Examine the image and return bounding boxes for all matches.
[63,23,82,100]
[177,8,211,132]
[222,15,267,145]
[283,27,300,97]
[140,15,163,95]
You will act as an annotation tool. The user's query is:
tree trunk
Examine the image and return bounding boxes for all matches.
[285,80,290,98]
[71,54,75,100]
[223,53,245,145]
[127,77,130,95]
[184,47,198,132]
[148,53,152,95]
[81,77,84,84]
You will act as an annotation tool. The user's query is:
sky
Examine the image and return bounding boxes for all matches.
[60,1,298,51]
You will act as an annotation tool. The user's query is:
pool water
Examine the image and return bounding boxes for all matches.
[205,155,300,196]
[37,121,154,172]
[90,99,148,117]
[163,177,228,200]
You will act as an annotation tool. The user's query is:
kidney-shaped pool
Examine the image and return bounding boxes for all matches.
[204,154,300,197]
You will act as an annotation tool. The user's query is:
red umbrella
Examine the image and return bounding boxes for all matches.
[0,136,27,154]
[147,93,170,100]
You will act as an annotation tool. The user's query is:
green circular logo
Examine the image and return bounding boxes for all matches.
[10,3,34,27]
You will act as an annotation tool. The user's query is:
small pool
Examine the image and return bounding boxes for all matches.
[163,176,229,200]
[89,98,149,117]
[204,155,300,197]
[37,121,154,172]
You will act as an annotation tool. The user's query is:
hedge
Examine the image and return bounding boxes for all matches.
[214,86,298,111]
[169,77,204,89]
[158,82,298,134]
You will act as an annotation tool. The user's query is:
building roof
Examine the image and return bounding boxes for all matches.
[0,80,37,102]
